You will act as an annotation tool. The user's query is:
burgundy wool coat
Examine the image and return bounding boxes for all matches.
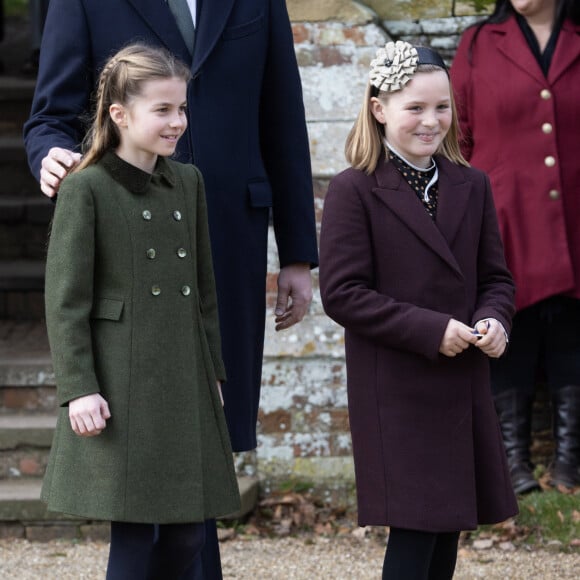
[319,155,518,532]
[451,17,580,311]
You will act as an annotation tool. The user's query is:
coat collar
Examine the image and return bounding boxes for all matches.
[487,16,580,86]
[126,0,235,76]
[372,154,472,278]
[101,152,176,194]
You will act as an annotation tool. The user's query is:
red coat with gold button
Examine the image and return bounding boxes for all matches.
[451,16,580,310]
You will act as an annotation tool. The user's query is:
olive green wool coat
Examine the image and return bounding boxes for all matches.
[43,153,240,523]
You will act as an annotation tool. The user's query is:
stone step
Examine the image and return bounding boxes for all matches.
[0,76,35,136]
[0,321,53,393]
[0,195,54,224]
[0,260,45,291]
[0,475,259,540]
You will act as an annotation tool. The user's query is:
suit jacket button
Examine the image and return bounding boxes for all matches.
[542,122,553,134]
[151,285,161,296]
[181,285,191,296]
[540,89,551,100]
[147,248,156,259]
[177,248,187,258]
[544,156,556,167]
[549,189,560,200]
[142,210,152,220]
[173,210,182,221]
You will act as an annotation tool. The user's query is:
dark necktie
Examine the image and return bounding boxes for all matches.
[168,0,195,55]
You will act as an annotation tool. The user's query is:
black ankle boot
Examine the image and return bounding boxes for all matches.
[551,385,580,489]
[494,389,541,494]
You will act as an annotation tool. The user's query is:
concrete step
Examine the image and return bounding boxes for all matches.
[0,321,53,391]
[0,475,259,540]
[0,195,54,224]
[0,260,45,291]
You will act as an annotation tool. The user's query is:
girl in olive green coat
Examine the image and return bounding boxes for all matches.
[43,44,239,579]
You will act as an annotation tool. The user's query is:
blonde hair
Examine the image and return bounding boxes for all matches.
[345,65,468,174]
[75,43,192,172]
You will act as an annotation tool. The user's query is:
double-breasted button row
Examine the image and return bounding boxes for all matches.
[150,284,192,296]
[141,209,183,221]
[145,248,187,259]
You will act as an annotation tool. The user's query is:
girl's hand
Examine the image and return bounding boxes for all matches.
[473,318,508,358]
[217,381,224,406]
[439,318,479,357]
[68,393,111,437]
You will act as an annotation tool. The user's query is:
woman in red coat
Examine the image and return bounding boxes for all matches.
[320,41,517,579]
[451,0,580,494]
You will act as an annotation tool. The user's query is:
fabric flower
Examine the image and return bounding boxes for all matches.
[369,40,418,93]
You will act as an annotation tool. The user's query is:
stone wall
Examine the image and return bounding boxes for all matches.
[249,1,488,490]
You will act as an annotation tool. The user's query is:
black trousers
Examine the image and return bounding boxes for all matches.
[490,296,580,396]
[106,521,205,580]
[382,528,460,580]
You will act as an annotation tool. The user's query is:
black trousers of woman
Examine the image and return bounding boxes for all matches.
[382,528,461,580]
[106,521,205,580]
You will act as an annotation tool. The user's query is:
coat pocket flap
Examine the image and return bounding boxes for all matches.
[248,180,273,208]
[91,298,124,321]
[222,14,265,40]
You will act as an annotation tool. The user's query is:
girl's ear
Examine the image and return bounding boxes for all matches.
[109,103,127,128]
[370,97,386,125]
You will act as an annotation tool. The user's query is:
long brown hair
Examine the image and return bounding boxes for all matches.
[345,64,468,174]
[75,43,191,172]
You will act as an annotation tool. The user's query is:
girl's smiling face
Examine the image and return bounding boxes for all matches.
[370,70,452,168]
[110,76,188,173]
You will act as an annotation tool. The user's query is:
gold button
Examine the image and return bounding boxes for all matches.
[142,210,152,220]
[151,285,161,296]
[542,123,552,134]
[146,248,156,259]
[544,156,556,167]
[181,285,191,296]
[540,89,551,100]
[549,189,560,200]
[172,210,182,221]
[177,248,187,258]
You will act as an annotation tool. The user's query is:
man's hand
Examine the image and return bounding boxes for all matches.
[69,393,111,437]
[274,263,313,331]
[439,318,479,357]
[40,147,82,197]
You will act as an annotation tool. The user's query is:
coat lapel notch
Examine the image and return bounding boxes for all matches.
[372,162,463,278]
[490,20,545,86]
[192,0,236,76]
[435,160,472,250]
[126,0,191,60]
[549,22,580,85]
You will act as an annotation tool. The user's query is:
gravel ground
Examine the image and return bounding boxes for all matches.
[0,536,579,579]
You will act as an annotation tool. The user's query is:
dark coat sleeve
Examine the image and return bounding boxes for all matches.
[23,0,93,179]
[471,172,515,332]
[44,173,100,405]
[259,0,318,268]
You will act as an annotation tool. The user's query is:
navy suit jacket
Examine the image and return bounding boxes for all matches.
[24,0,319,451]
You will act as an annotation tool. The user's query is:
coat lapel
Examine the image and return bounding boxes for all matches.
[371,159,466,279]
[549,21,580,85]
[126,0,192,60]
[192,0,236,76]
[489,18,545,86]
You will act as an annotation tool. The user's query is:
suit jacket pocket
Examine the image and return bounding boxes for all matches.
[248,180,273,208]
[222,14,265,40]
[90,298,124,321]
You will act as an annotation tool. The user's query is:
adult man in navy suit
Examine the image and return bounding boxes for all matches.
[24,1,318,577]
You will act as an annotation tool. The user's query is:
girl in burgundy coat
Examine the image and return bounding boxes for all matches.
[320,42,518,579]
[451,0,580,495]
